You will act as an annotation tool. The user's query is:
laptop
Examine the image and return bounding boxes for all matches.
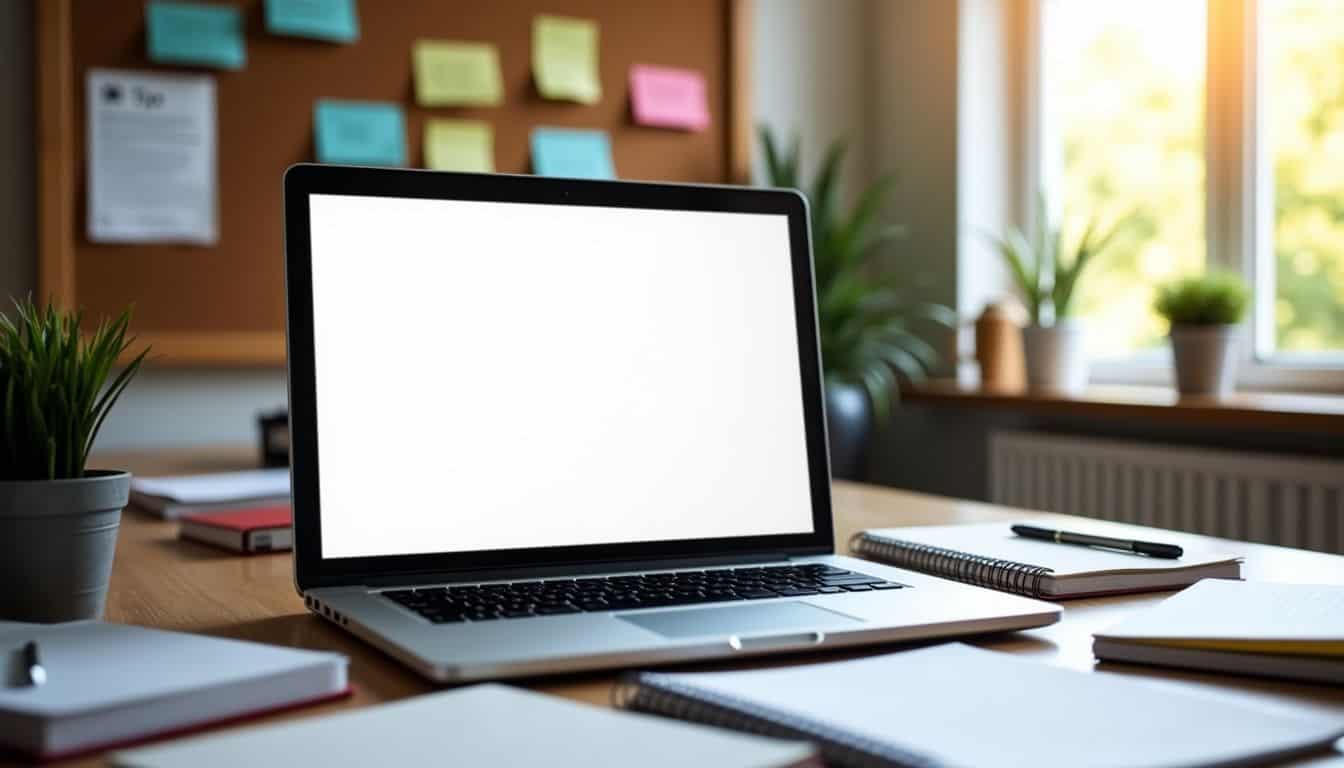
[281,165,1060,682]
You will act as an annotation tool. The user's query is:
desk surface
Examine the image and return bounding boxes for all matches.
[56,447,1344,765]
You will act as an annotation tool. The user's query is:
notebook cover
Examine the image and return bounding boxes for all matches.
[181,506,292,532]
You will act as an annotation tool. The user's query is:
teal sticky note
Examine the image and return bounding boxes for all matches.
[530,128,615,180]
[265,0,359,43]
[146,1,246,70]
[314,100,407,166]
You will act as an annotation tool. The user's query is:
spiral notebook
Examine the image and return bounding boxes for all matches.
[850,522,1241,599]
[616,643,1344,768]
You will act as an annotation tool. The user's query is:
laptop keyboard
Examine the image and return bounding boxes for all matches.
[381,563,906,623]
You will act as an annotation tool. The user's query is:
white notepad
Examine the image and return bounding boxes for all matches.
[112,684,817,768]
[619,643,1344,768]
[129,469,291,519]
[852,521,1242,598]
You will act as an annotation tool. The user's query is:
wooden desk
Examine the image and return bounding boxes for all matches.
[56,448,1344,765]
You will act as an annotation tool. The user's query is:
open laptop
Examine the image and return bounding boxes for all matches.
[281,164,1060,682]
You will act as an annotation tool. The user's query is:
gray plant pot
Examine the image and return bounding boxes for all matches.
[0,470,130,623]
[1170,325,1238,396]
[824,381,871,481]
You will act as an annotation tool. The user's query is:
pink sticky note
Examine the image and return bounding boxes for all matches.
[629,64,710,131]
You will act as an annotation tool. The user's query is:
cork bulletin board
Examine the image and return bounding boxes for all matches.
[37,0,752,365]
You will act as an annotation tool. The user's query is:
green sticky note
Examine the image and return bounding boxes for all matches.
[314,100,406,166]
[146,1,246,70]
[531,127,614,179]
[532,15,601,104]
[265,0,359,43]
[412,41,503,107]
[424,120,494,173]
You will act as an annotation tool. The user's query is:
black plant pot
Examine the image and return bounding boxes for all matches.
[824,381,872,481]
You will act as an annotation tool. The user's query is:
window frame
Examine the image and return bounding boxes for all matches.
[1029,0,1344,392]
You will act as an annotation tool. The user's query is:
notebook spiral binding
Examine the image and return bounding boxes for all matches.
[613,674,941,768]
[849,532,1053,598]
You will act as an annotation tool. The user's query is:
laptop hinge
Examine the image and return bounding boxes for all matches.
[356,552,800,589]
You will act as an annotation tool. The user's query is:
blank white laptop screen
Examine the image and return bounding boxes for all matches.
[307,193,815,559]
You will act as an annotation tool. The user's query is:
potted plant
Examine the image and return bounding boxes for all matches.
[0,299,147,622]
[760,127,955,479]
[1154,272,1249,396]
[990,199,1130,395]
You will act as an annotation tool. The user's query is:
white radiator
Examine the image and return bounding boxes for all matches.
[989,430,1344,554]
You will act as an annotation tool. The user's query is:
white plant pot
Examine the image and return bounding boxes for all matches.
[1022,321,1088,395]
[1170,324,1238,396]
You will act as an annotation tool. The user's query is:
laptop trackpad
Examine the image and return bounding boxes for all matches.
[618,601,862,639]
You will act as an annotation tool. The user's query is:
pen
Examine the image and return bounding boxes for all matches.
[23,641,46,687]
[1011,524,1184,559]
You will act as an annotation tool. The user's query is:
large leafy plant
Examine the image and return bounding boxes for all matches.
[990,195,1132,325]
[1154,272,1249,326]
[0,299,148,481]
[760,126,955,420]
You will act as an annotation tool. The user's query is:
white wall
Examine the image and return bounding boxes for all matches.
[0,0,893,452]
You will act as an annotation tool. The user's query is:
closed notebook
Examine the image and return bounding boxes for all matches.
[851,521,1242,599]
[0,621,347,760]
[112,684,818,768]
[130,469,290,520]
[617,643,1344,768]
[179,505,292,553]
[1094,579,1344,684]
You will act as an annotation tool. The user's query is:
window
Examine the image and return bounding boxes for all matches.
[1042,1,1207,359]
[1036,0,1344,384]
[1265,0,1344,360]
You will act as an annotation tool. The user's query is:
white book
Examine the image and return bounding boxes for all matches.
[0,622,347,760]
[112,684,818,768]
[129,469,291,519]
[1094,579,1344,684]
[852,521,1242,598]
[618,643,1344,768]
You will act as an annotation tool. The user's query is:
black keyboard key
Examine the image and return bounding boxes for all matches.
[841,584,873,592]
[740,590,778,599]
[815,586,845,594]
[776,587,819,596]
[871,582,906,590]
[499,609,534,618]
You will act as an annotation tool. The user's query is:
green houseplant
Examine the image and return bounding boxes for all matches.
[760,127,954,478]
[990,197,1130,394]
[0,298,148,621]
[1154,272,1249,396]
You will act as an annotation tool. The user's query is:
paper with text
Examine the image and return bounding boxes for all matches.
[629,65,710,131]
[146,1,246,70]
[87,69,217,244]
[532,15,601,104]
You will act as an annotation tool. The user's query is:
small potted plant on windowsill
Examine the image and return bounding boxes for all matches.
[1154,272,1249,397]
[0,299,147,622]
[989,197,1132,395]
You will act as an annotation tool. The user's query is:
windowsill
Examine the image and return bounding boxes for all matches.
[904,380,1344,435]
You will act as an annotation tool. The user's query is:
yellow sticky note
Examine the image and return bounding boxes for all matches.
[412,41,503,107]
[532,15,601,104]
[424,120,494,173]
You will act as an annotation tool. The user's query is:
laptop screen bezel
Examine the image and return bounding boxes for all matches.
[283,164,835,592]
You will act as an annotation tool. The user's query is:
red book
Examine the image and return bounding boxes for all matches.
[179,505,292,553]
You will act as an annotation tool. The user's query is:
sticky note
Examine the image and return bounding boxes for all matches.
[629,65,710,132]
[412,41,503,107]
[146,1,246,70]
[425,120,494,173]
[530,128,614,179]
[314,100,407,166]
[532,15,601,104]
[265,0,360,43]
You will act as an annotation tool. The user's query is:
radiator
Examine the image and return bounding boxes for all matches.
[989,430,1344,554]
